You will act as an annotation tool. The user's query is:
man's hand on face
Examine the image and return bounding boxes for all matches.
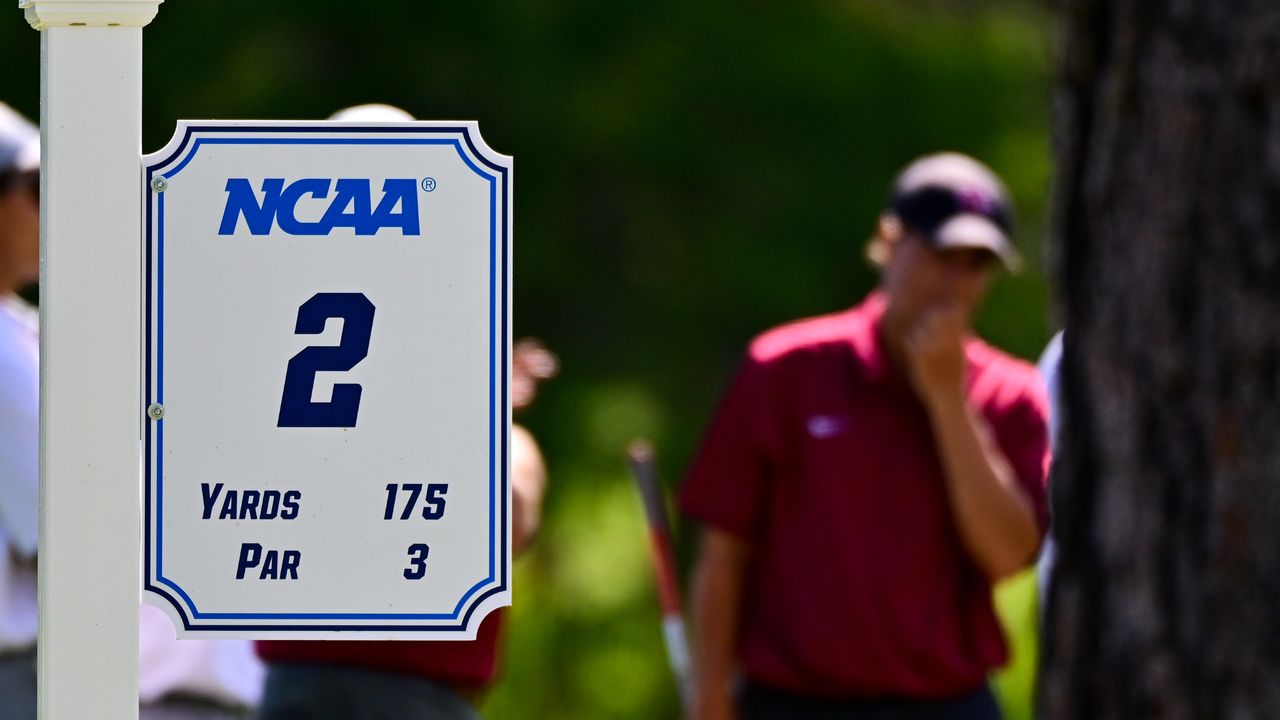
[903,305,968,409]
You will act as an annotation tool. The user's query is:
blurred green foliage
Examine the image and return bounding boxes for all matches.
[1,1,1052,717]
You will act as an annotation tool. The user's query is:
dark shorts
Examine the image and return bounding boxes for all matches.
[258,663,480,720]
[140,695,251,720]
[739,682,1001,720]
[0,649,36,720]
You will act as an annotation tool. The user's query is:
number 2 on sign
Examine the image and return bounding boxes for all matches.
[404,543,430,580]
[278,292,375,428]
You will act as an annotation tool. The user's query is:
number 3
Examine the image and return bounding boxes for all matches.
[277,292,376,428]
[404,543,430,580]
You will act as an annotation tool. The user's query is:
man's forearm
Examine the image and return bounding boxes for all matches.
[689,529,748,720]
[926,392,1040,580]
[511,424,546,556]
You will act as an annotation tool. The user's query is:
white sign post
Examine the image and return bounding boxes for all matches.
[23,0,162,718]
[141,122,513,639]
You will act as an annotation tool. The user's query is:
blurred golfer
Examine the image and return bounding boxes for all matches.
[254,99,555,720]
[681,153,1051,720]
[0,101,267,720]
[0,100,39,720]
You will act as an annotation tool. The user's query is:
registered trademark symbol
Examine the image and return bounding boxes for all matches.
[422,177,437,192]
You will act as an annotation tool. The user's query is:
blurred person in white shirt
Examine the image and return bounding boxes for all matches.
[138,604,264,719]
[0,100,40,720]
[0,100,265,720]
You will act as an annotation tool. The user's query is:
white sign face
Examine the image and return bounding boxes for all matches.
[142,122,511,639]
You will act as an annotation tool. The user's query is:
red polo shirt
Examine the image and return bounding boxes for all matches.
[680,291,1050,699]
[256,611,503,691]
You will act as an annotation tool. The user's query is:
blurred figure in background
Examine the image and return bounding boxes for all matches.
[1034,330,1063,601]
[681,153,1051,720]
[256,102,553,719]
[0,101,266,720]
[0,101,40,720]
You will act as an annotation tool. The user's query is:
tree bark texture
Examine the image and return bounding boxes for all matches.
[1040,1,1280,718]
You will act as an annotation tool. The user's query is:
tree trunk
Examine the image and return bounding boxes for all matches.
[1039,1,1280,718]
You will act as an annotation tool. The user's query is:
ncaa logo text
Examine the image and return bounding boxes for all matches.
[218,178,421,236]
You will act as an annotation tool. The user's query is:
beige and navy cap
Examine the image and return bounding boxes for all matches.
[887,152,1020,272]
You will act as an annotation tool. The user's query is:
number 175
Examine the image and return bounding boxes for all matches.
[383,483,448,520]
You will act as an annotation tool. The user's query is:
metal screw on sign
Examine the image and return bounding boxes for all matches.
[147,403,165,420]
[151,176,168,193]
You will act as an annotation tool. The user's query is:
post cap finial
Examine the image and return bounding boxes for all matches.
[21,0,163,30]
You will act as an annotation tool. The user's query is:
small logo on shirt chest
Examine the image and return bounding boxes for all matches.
[806,415,847,439]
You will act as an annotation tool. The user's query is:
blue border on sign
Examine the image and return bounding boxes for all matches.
[143,125,510,632]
